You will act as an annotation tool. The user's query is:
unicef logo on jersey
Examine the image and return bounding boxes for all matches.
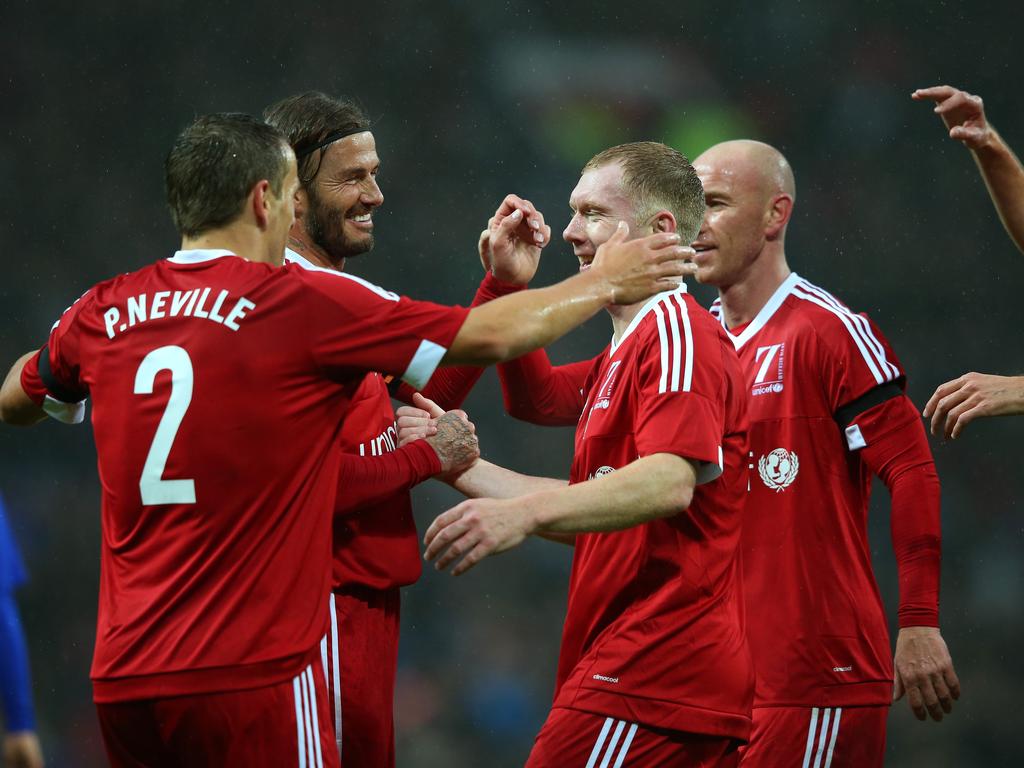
[758,448,799,492]
[588,466,616,480]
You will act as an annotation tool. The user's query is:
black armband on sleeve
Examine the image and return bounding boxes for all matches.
[833,379,904,431]
[37,345,88,403]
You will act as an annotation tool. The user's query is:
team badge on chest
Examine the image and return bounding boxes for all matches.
[758,448,799,491]
[752,342,786,396]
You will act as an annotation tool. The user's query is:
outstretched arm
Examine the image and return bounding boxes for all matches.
[442,223,690,367]
[914,85,1024,253]
[422,453,696,575]
[922,371,1024,439]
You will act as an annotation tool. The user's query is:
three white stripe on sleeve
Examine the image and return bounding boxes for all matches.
[652,293,693,395]
[801,706,842,768]
[585,717,639,768]
[293,664,325,768]
[792,280,899,385]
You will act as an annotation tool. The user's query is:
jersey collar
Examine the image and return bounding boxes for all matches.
[168,249,238,264]
[721,272,801,350]
[610,282,688,355]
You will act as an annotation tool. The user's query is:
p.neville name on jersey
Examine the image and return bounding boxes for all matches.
[99,287,256,339]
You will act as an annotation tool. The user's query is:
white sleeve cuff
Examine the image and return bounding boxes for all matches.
[43,395,86,424]
[402,340,447,391]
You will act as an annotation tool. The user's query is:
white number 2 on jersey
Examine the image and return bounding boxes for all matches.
[133,346,196,505]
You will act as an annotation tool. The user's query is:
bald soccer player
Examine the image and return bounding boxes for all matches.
[481,139,960,767]
[690,140,957,767]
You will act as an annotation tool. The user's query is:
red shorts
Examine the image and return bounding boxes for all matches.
[96,662,337,768]
[738,706,887,768]
[525,707,742,767]
[321,587,400,768]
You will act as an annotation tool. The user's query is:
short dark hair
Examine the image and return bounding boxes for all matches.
[584,142,706,243]
[263,92,371,184]
[165,113,291,238]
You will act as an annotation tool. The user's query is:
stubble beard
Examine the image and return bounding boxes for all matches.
[306,186,374,263]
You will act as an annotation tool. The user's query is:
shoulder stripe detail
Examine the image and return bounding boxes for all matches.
[663,296,683,392]
[672,293,694,392]
[652,303,670,394]
[791,286,894,386]
[653,296,693,393]
[796,280,899,380]
[287,250,400,302]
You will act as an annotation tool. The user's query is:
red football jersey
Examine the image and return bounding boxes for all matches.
[285,249,500,591]
[553,286,753,740]
[710,272,904,708]
[19,249,468,702]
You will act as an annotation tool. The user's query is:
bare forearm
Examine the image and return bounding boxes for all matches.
[974,129,1024,253]
[450,459,567,500]
[0,352,46,426]
[524,453,696,535]
[444,271,612,367]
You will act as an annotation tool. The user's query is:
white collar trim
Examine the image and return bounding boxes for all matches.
[169,248,237,264]
[610,283,688,355]
[725,272,801,350]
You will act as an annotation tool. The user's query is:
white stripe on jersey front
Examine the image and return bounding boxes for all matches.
[600,720,627,768]
[823,708,842,768]
[801,708,820,768]
[795,280,899,380]
[294,674,307,768]
[812,708,832,768]
[585,718,615,768]
[329,593,342,757]
[791,287,891,386]
[305,666,325,768]
[301,668,316,766]
[612,723,638,768]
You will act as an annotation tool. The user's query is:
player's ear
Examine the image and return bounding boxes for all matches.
[292,184,309,221]
[651,210,676,235]
[251,180,272,230]
[765,194,794,240]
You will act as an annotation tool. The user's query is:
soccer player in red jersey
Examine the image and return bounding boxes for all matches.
[690,139,958,767]
[262,91,547,767]
[420,142,753,767]
[911,85,1024,438]
[0,115,691,767]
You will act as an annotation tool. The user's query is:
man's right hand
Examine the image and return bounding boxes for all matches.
[479,194,550,286]
[912,85,994,151]
[589,222,695,305]
[400,394,480,476]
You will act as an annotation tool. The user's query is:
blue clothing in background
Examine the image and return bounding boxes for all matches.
[0,494,36,732]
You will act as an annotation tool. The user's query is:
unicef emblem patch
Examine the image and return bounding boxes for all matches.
[758,448,799,492]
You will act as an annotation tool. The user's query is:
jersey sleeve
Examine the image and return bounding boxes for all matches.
[296,268,469,390]
[633,297,724,484]
[19,290,95,424]
[817,309,905,413]
[336,440,441,515]
[497,350,593,426]
[394,272,524,408]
